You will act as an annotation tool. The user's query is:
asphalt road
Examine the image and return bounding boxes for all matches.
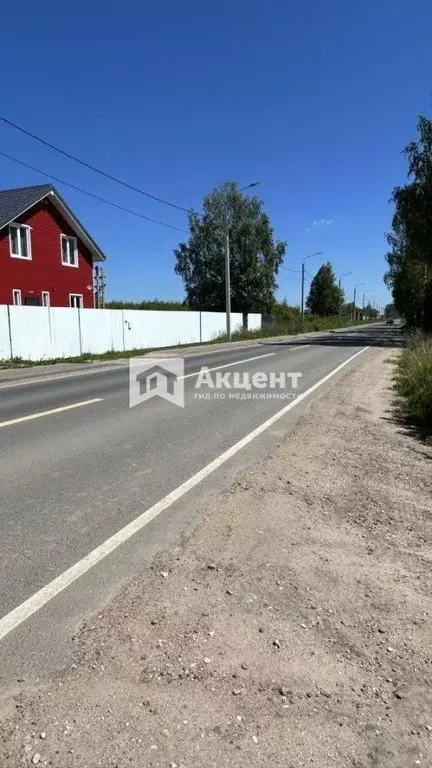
[0,324,399,691]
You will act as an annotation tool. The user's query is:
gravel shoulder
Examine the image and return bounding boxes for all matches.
[1,347,431,768]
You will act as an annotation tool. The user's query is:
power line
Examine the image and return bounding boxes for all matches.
[0,150,188,233]
[280,275,310,282]
[0,115,190,213]
[280,266,301,273]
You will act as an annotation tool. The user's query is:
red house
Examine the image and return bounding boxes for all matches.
[0,184,106,308]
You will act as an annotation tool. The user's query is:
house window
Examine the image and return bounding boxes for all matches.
[42,291,50,307]
[69,294,83,308]
[61,235,78,267]
[10,224,31,260]
[12,289,22,306]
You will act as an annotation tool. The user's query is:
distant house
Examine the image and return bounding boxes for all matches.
[0,184,106,308]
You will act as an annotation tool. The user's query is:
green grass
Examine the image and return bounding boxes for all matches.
[394,336,432,430]
[219,315,374,342]
[0,316,372,370]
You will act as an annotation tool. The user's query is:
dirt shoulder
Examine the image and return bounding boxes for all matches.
[1,347,431,768]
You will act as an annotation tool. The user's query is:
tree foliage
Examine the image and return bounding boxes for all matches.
[174,181,286,312]
[271,298,301,323]
[363,303,379,319]
[384,303,398,318]
[385,114,432,329]
[306,262,341,316]
[106,299,187,310]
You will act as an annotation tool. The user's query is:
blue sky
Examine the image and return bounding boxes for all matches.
[1,0,431,310]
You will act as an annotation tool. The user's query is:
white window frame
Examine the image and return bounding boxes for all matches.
[12,289,22,306]
[61,234,79,268]
[9,223,32,260]
[42,291,50,307]
[69,293,83,308]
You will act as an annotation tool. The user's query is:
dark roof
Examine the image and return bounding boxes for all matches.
[0,184,53,231]
[0,183,105,262]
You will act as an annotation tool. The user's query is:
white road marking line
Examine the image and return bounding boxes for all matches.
[0,398,103,429]
[265,343,310,351]
[0,367,128,390]
[180,345,309,380]
[180,351,275,379]
[0,344,310,391]
[0,346,368,642]
[0,348,307,429]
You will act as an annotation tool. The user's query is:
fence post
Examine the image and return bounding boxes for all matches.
[6,305,13,359]
[77,308,83,356]
[122,310,126,352]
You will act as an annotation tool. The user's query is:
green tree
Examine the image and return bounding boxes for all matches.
[364,303,379,319]
[174,181,286,312]
[385,113,432,329]
[306,262,341,316]
[271,298,300,323]
[385,215,428,327]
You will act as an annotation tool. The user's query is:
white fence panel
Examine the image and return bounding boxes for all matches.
[80,309,124,354]
[0,305,263,361]
[200,312,249,341]
[111,310,125,352]
[200,312,227,342]
[49,307,81,359]
[230,313,243,333]
[8,306,53,361]
[0,306,10,360]
[247,313,262,330]
[123,310,200,350]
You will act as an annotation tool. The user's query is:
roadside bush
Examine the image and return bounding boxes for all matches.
[394,336,432,429]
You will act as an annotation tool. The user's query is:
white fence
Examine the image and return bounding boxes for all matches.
[0,306,262,361]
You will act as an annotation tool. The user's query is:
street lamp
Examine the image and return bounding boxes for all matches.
[353,282,364,321]
[225,181,260,339]
[338,271,352,320]
[362,289,371,318]
[301,251,323,325]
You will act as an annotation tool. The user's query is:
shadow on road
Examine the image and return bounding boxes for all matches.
[260,325,404,350]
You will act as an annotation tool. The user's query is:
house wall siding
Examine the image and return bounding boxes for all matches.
[0,199,94,307]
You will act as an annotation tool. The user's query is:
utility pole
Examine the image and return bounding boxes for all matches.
[301,251,322,326]
[94,266,106,308]
[353,282,364,321]
[338,271,352,321]
[225,224,231,338]
[301,261,305,325]
[362,289,370,321]
[100,267,106,309]
[94,266,100,308]
[224,181,260,339]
